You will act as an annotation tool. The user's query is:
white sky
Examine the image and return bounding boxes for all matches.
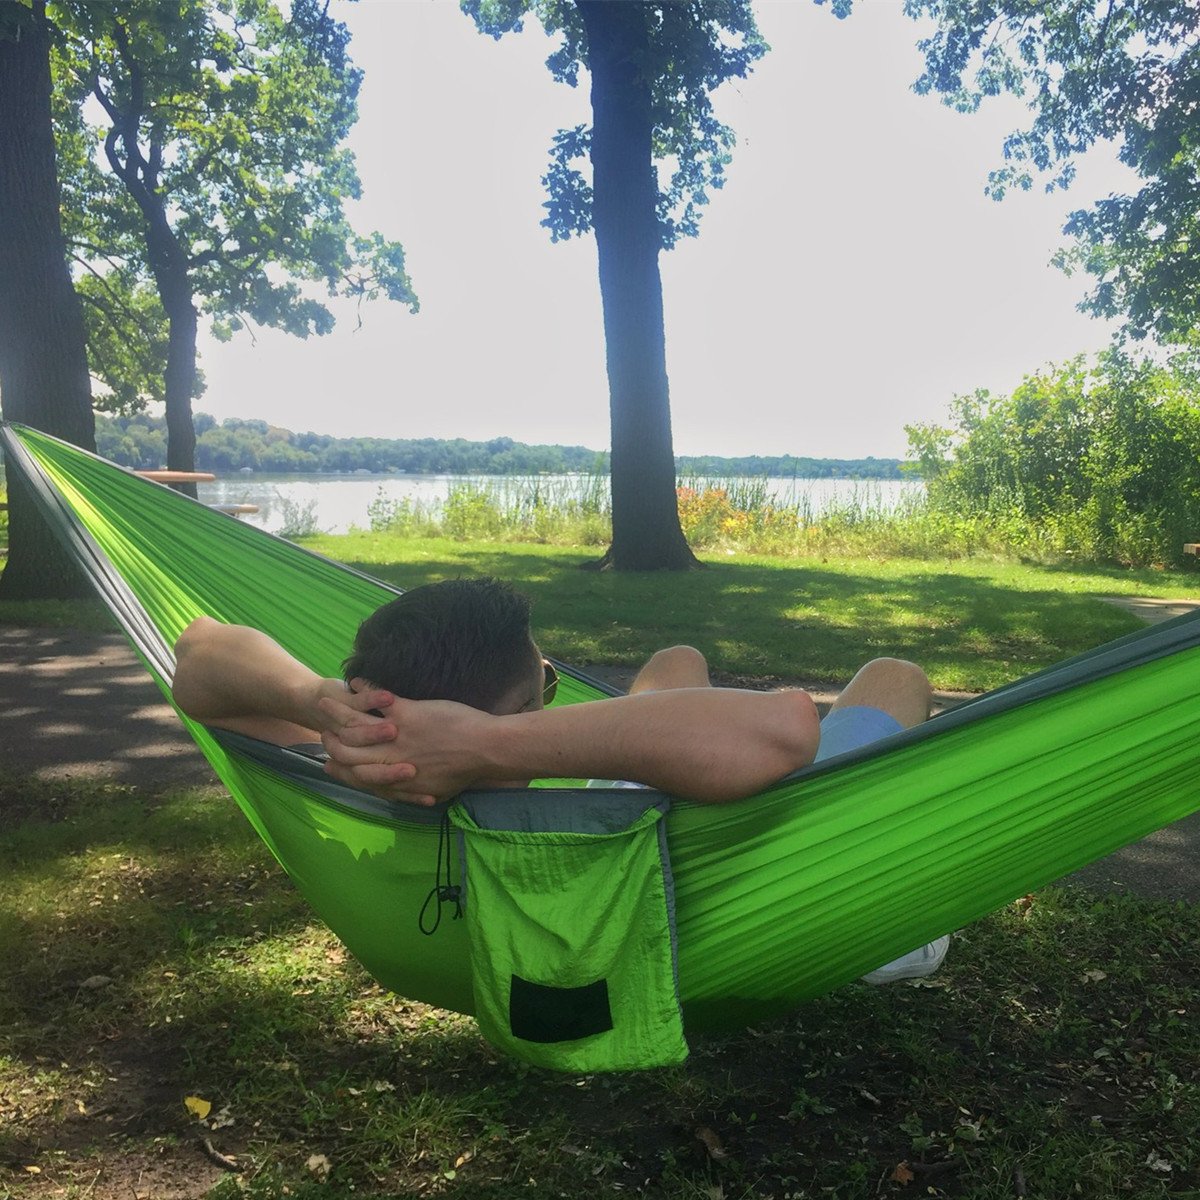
[194,0,1136,459]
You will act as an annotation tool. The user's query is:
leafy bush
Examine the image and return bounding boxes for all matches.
[907,353,1200,566]
[273,494,323,540]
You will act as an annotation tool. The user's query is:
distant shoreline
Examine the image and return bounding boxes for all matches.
[93,412,918,480]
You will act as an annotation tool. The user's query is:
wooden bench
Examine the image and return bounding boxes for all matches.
[1184,544,1200,557]
[134,469,217,484]
[210,503,260,518]
[133,469,258,518]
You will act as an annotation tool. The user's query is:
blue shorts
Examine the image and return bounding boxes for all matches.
[813,705,904,764]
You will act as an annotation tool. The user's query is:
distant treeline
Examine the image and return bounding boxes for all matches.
[94,413,912,479]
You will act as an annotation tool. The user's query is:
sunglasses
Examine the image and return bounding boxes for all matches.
[519,660,559,712]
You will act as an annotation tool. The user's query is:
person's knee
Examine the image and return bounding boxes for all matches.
[649,645,707,674]
[631,644,710,692]
[859,656,930,692]
[846,657,931,726]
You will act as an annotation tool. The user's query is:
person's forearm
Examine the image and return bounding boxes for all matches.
[172,617,330,729]
[479,688,819,802]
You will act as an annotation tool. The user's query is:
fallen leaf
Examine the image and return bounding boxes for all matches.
[209,1105,236,1130]
[1145,1152,1173,1175]
[695,1126,727,1161]
[306,1153,332,1181]
[184,1095,212,1121]
[371,1080,396,1092]
[79,975,112,990]
[890,1161,915,1185]
[23,1166,41,1175]
[75,1099,87,1115]
[1081,969,1107,984]
[453,1151,473,1168]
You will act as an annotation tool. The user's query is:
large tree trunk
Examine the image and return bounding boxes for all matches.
[161,288,198,494]
[145,209,199,495]
[577,0,700,572]
[0,1,97,599]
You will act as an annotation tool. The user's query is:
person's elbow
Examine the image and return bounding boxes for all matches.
[745,688,819,790]
[693,689,820,803]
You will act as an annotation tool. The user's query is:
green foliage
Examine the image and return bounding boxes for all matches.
[463,0,768,248]
[908,353,1200,566]
[272,494,323,540]
[49,0,417,411]
[96,412,610,474]
[860,0,1200,346]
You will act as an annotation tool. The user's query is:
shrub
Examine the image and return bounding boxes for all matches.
[906,352,1200,566]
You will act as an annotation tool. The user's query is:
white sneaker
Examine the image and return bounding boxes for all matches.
[860,935,951,985]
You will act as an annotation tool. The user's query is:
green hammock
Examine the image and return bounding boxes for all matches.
[5,422,1200,1066]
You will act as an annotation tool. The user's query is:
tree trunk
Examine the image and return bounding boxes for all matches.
[161,287,198,495]
[138,200,199,494]
[576,0,700,571]
[0,1,97,599]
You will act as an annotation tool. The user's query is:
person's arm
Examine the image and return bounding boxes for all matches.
[317,686,820,805]
[172,616,396,746]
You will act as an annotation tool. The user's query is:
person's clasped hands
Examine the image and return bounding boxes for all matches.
[316,679,495,806]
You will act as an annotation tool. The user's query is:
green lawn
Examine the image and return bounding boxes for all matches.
[299,535,1200,691]
[1,777,1197,1199]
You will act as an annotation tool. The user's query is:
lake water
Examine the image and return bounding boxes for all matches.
[195,473,925,535]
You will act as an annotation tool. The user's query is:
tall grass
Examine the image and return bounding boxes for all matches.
[361,471,1164,564]
[365,473,613,545]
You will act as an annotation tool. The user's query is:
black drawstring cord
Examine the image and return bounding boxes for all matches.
[419,809,463,935]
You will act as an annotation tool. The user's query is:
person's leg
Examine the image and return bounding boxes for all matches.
[627,645,711,695]
[827,657,931,728]
[814,657,932,765]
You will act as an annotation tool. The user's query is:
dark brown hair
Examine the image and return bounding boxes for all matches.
[342,577,536,712]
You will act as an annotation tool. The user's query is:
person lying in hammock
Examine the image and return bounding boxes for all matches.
[172,576,947,984]
[172,576,932,806]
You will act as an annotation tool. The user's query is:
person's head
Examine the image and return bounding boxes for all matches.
[342,578,548,715]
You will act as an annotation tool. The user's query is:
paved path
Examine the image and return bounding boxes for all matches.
[2,622,1198,902]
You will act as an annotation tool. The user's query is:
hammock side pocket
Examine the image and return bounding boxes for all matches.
[449,791,686,1072]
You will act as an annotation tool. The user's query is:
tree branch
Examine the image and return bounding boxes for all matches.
[70,255,159,338]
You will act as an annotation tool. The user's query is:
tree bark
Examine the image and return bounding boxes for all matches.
[155,262,199,496]
[576,0,700,571]
[0,1,97,598]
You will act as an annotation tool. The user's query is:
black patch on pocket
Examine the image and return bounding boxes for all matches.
[509,974,613,1043]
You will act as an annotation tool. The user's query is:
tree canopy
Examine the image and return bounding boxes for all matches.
[466,0,766,247]
[844,0,1200,346]
[50,0,418,466]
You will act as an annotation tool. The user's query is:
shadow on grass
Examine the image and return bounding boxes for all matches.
[3,775,1200,1198]
[333,549,1142,691]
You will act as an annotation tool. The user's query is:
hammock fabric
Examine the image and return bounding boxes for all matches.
[5,422,1200,1057]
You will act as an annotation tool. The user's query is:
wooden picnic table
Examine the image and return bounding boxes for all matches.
[133,468,258,517]
[134,469,217,483]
